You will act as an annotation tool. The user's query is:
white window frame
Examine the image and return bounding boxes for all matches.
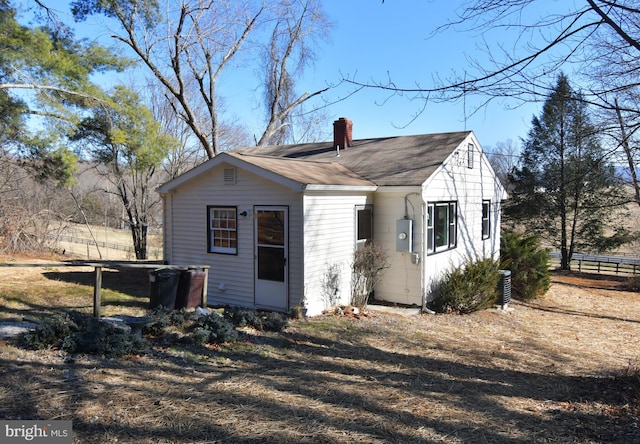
[482,200,491,240]
[207,206,237,254]
[427,201,457,254]
[355,204,373,248]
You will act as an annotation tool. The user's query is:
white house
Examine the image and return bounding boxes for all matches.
[157,118,508,316]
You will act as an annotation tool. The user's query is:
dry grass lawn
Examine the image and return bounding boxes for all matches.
[0,256,638,443]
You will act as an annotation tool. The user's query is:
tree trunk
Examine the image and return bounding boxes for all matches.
[614,98,640,208]
[130,222,147,260]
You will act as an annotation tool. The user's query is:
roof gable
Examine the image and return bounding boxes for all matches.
[158,130,485,193]
[235,131,472,186]
[157,151,376,194]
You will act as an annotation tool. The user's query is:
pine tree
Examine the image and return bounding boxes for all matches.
[507,73,632,270]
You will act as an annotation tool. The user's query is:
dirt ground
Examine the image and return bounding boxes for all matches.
[0,262,638,443]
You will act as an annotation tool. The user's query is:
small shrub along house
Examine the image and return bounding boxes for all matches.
[157,118,507,316]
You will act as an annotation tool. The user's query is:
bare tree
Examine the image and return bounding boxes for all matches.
[345,1,640,117]
[72,0,265,158]
[486,139,520,190]
[73,0,331,158]
[256,0,330,146]
[349,1,640,208]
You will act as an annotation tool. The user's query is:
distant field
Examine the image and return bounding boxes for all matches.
[56,224,162,261]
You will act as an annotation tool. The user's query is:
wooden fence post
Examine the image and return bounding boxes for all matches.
[93,266,102,318]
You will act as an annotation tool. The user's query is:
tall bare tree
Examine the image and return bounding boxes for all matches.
[486,139,520,190]
[351,1,640,113]
[256,0,330,146]
[351,0,640,207]
[72,0,331,158]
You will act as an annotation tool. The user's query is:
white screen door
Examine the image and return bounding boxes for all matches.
[254,207,288,310]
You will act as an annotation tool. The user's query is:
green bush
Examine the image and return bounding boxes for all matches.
[193,314,238,344]
[19,311,146,357]
[500,230,551,301]
[143,306,173,336]
[260,311,289,332]
[429,258,500,314]
[18,313,76,350]
[223,306,289,332]
[223,306,261,328]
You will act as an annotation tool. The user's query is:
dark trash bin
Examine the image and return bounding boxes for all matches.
[175,269,206,309]
[149,269,180,310]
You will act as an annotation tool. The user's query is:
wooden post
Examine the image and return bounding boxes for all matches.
[93,266,102,318]
[201,267,209,308]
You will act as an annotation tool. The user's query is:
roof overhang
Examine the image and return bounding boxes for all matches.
[304,184,378,192]
[157,152,307,194]
[375,185,424,194]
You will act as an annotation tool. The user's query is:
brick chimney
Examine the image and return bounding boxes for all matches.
[333,117,353,150]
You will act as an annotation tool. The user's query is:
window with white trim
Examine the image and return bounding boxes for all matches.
[482,200,491,240]
[467,143,474,169]
[427,201,457,254]
[355,205,373,248]
[207,206,237,254]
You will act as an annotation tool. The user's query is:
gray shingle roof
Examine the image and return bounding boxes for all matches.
[234,131,471,186]
[227,153,374,186]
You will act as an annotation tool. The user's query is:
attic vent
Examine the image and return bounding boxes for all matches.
[223,167,237,184]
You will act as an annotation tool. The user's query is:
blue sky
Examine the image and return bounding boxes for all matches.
[47,0,561,151]
[224,0,547,150]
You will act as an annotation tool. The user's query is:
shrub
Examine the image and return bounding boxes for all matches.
[626,276,640,292]
[261,312,289,332]
[193,314,238,344]
[321,263,342,308]
[19,311,145,357]
[18,313,76,350]
[429,258,500,314]
[500,230,551,301]
[223,306,261,328]
[223,306,289,332]
[143,306,173,336]
[351,242,390,308]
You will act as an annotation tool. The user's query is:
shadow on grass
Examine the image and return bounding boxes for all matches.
[1,319,638,443]
[516,300,640,324]
[42,268,150,299]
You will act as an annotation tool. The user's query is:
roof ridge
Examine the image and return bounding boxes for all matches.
[231,151,339,165]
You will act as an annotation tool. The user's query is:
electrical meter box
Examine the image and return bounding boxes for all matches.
[396,219,413,252]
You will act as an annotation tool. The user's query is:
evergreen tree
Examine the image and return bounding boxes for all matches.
[507,73,632,270]
[72,86,178,259]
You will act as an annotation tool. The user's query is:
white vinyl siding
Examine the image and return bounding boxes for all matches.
[422,134,505,299]
[302,192,373,315]
[166,163,303,310]
[371,190,423,306]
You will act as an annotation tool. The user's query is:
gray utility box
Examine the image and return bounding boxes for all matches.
[396,219,413,252]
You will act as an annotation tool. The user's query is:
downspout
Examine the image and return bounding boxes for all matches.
[405,191,435,314]
[420,202,435,314]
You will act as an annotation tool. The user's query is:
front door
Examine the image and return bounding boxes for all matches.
[254,207,288,310]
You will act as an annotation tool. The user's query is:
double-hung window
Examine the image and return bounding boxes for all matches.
[355,205,373,248]
[482,200,491,240]
[427,201,457,254]
[207,206,237,254]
